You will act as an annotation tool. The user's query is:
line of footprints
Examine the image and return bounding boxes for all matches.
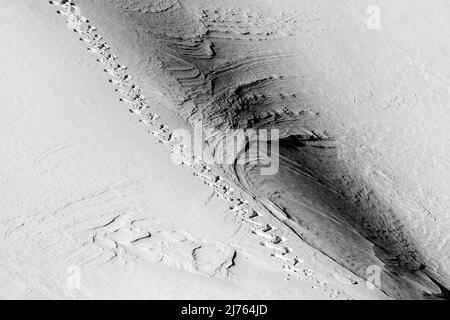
[49,0,342,297]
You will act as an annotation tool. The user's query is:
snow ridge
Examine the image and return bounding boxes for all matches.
[48,0,345,296]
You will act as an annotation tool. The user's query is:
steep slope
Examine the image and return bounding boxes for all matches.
[0,0,390,299]
[72,0,450,299]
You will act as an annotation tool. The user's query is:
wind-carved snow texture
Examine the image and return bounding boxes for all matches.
[49,0,332,291]
[48,0,450,299]
[109,0,181,14]
[147,4,448,299]
[200,9,301,39]
[91,213,236,279]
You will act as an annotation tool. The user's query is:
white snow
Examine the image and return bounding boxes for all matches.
[0,0,448,300]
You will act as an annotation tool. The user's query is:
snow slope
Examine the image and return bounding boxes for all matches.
[0,0,388,299]
[71,0,449,299]
[1,0,448,300]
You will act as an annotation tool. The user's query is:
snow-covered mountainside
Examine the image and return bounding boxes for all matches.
[0,0,448,299]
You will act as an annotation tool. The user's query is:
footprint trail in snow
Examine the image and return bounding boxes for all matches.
[49,0,343,298]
